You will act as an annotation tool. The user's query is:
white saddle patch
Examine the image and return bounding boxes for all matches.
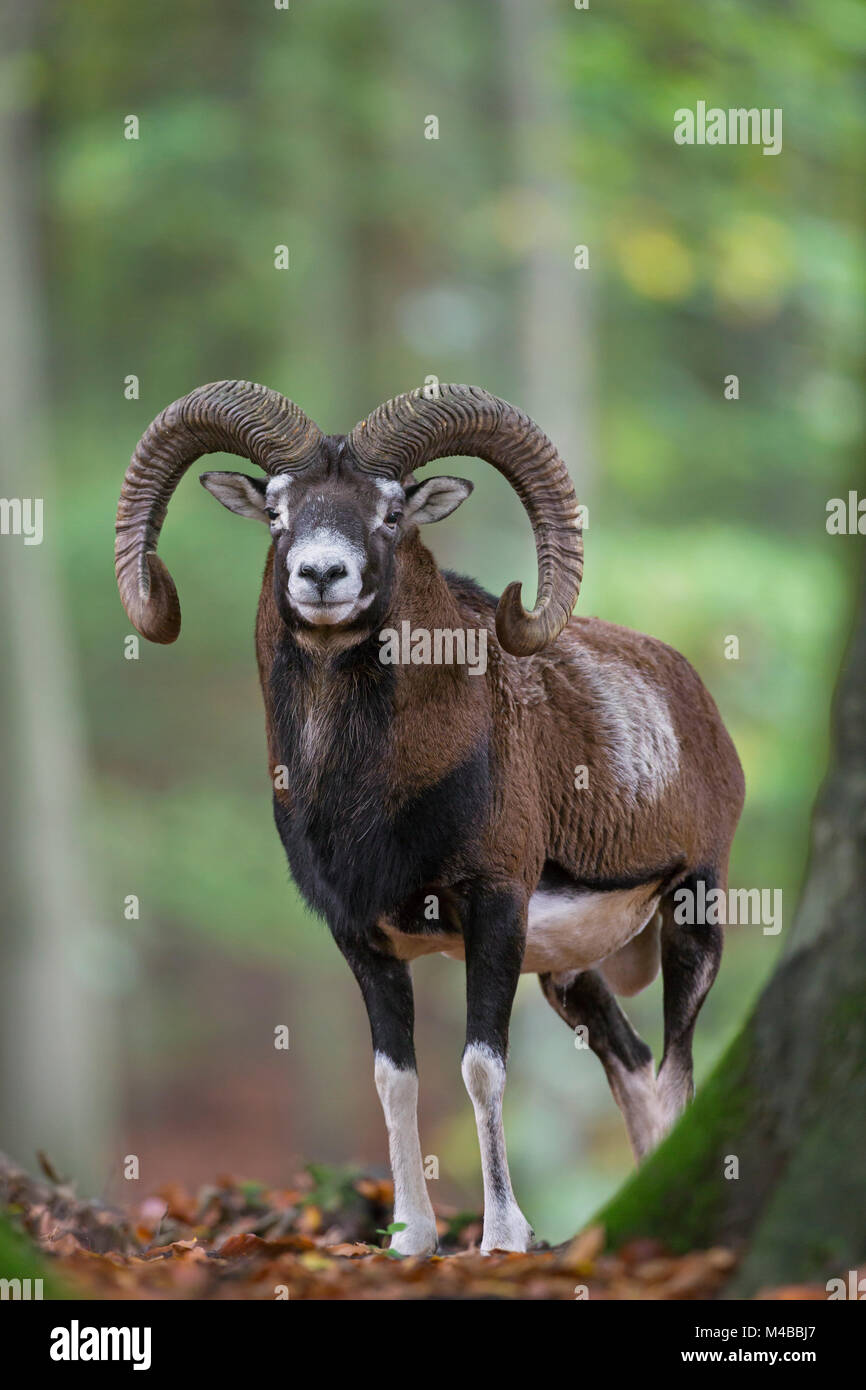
[574,652,680,801]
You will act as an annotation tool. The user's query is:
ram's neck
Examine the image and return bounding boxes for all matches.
[380,536,491,800]
[384,531,469,640]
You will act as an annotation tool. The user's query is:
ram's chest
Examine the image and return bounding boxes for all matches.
[276,714,393,908]
[276,751,487,930]
[269,651,492,930]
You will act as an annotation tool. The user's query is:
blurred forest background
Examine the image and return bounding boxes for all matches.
[0,0,862,1245]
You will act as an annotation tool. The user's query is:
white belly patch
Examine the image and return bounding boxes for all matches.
[518,884,661,974]
[380,883,662,976]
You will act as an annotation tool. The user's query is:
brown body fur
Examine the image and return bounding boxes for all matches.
[255,531,744,924]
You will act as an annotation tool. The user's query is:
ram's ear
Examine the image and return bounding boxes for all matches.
[199,471,269,522]
[403,476,473,526]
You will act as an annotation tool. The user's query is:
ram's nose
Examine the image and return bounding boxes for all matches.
[297,559,349,597]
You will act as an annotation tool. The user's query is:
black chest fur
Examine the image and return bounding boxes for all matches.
[269,636,491,938]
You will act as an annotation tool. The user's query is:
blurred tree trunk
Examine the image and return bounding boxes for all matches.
[0,5,115,1187]
[499,0,597,498]
[598,567,866,1296]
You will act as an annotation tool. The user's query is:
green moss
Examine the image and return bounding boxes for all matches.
[595,1025,757,1252]
[727,980,866,1293]
[0,1215,71,1300]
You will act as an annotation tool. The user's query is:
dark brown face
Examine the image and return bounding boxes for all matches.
[200,457,472,638]
[267,468,406,631]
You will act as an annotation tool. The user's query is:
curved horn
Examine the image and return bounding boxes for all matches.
[115,380,323,643]
[348,384,582,656]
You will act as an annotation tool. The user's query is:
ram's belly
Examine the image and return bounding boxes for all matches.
[518,884,661,974]
[380,883,661,975]
[377,921,461,962]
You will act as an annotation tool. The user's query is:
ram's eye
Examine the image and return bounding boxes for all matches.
[266,507,278,521]
[385,510,402,526]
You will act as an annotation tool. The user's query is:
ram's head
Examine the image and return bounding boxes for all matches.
[115,381,583,655]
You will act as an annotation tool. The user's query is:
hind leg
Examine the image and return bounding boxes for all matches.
[539,968,665,1162]
[656,871,724,1133]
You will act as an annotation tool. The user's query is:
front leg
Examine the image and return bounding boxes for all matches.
[461,885,535,1254]
[337,931,438,1257]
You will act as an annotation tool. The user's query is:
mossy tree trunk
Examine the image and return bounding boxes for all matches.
[598,568,866,1297]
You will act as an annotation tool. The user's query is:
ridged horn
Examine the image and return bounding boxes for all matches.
[115,380,323,643]
[348,384,582,656]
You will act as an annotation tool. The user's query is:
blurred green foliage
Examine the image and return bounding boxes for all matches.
[16,0,865,1239]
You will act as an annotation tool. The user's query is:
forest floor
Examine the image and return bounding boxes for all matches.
[0,1153,834,1301]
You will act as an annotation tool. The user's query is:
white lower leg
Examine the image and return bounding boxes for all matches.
[374,1054,438,1256]
[606,1056,668,1162]
[656,1053,693,1133]
[461,1042,534,1253]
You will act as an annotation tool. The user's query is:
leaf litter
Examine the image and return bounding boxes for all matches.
[0,1153,838,1301]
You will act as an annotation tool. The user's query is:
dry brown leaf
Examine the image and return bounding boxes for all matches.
[558,1223,606,1272]
[296,1204,322,1235]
